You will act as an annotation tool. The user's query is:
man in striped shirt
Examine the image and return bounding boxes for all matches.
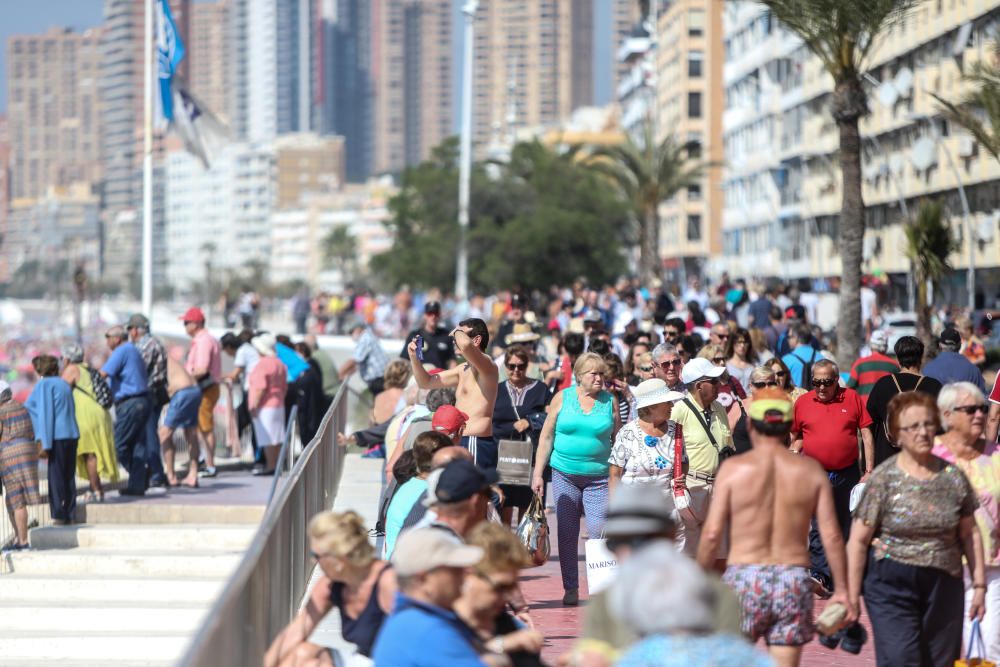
[846,330,899,396]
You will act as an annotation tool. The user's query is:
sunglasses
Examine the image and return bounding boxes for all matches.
[811,379,836,387]
[477,572,518,596]
[638,365,654,373]
[658,359,682,369]
[752,381,778,388]
[953,404,988,415]
[697,377,720,385]
[714,333,729,340]
[506,363,527,371]
[664,330,680,338]
[712,356,727,364]
[773,370,787,377]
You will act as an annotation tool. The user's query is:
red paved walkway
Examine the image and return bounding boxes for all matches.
[519,511,876,665]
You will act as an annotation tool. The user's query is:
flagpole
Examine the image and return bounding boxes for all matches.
[141,0,154,317]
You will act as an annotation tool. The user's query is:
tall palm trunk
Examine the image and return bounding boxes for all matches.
[641,204,660,286]
[833,79,867,368]
[914,270,933,352]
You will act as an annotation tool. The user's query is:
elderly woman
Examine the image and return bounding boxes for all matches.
[25,355,80,526]
[248,335,288,476]
[847,391,985,666]
[608,379,686,495]
[932,381,1000,660]
[61,343,118,502]
[0,380,40,550]
[729,366,782,454]
[265,510,398,665]
[766,357,806,403]
[455,522,545,667]
[610,542,771,666]
[629,351,656,386]
[492,344,551,525]
[532,352,620,606]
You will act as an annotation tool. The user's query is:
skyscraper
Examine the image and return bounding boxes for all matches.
[190,0,232,125]
[0,115,10,282]
[372,0,453,174]
[316,0,373,182]
[6,27,104,201]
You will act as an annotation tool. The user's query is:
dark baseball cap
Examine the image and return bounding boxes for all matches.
[939,327,962,348]
[126,313,150,330]
[424,301,442,315]
[427,458,498,505]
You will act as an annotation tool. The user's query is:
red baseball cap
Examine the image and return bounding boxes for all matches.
[179,307,206,323]
[432,405,469,436]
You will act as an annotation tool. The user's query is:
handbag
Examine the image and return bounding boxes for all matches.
[671,423,701,524]
[496,390,534,486]
[956,618,996,667]
[86,366,113,409]
[516,494,550,568]
[585,537,618,594]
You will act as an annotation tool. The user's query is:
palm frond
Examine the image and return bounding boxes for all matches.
[933,49,1000,162]
[903,199,958,282]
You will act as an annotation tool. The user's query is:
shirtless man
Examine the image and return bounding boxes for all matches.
[408,318,499,468]
[158,357,203,487]
[696,389,856,667]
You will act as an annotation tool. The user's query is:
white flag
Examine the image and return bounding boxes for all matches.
[171,81,230,169]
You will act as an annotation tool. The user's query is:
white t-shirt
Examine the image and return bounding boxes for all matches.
[234,343,261,391]
[608,420,686,489]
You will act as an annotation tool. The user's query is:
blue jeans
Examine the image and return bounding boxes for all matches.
[115,395,151,493]
[145,397,167,483]
[808,463,860,583]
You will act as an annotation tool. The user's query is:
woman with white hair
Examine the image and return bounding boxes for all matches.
[608,379,686,495]
[60,342,118,501]
[609,542,771,666]
[933,381,1000,660]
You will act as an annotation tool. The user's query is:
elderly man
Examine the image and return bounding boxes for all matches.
[700,389,856,667]
[372,528,485,666]
[126,313,169,486]
[791,359,873,596]
[668,358,735,560]
[651,342,686,394]
[339,321,390,396]
[923,327,987,393]
[180,307,223,477]
[845,330,899,397]
[709,323,730,349]
[423,457,498,542]
[101,325,151,496]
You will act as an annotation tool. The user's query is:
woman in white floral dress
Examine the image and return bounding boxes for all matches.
[609,379,687,495]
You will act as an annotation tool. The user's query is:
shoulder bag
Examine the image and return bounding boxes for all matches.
[496,387,534,486]
[682,398,735,462]
[87,366,113,409]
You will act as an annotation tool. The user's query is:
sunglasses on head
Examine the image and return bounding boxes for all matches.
[811,378,836,387]
[953,404,988,415]
[752,381,778,388]
[506,362,527,371]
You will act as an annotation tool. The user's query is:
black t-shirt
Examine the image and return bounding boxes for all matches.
[867,372,943,465]
[400,326,455,369]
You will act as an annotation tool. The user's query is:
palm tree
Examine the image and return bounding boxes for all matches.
[755,0,921,367]
[934,41,1000,162]
[585,122,706,284]
[903,200,958,348]
[324,226,357,282]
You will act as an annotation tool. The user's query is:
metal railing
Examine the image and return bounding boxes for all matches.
[178,382,349,667]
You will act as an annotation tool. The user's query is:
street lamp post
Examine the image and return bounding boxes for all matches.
[455,1,478,302]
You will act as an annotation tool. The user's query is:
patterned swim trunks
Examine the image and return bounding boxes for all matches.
[723,564,815,646]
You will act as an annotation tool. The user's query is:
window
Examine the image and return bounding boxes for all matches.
[688,9,705,37]
[688,50,704,78]
[687,184,702,201]
[687,215,702,241]
[688,92,702,118]
[686,134,703,159]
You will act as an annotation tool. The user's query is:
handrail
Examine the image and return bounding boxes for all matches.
[177,382,349,666]
[267,405,299,506]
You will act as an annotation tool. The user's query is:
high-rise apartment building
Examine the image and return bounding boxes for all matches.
[100,0,190,288]
[719,2,1000,309]
[190,0,232,125]
[317,0,373,182]
[0,115,10,282]
[655,0,724,281]
[6,27,104,201]
[372,0,453,173]
[611,0,643,92]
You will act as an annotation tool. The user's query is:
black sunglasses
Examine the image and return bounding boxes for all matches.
[812,379,836,387]
[506,362,527,371]
[953,404,988,415]
[658,359,682,368]
[752,381,778,388]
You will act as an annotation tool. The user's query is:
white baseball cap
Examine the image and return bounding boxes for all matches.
[680,358,726,385]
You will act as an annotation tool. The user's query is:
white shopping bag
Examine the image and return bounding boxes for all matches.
[849,482,866,513]
[585,538,619,594]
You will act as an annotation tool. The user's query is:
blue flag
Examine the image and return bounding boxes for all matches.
[155,0,185,123]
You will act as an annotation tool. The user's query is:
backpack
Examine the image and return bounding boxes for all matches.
[87,366,114,409]
[884,375,924,448]
[795,348,818,391]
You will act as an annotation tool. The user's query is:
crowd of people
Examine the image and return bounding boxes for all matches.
[263,275,1000,667]
[0,307,340,549]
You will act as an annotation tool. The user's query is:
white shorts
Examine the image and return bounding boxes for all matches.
[253,407,285,447]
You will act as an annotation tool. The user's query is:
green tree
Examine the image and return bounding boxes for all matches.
[903,200,958,349]
[583,122,706,284]
[323,226,358,283]
[934,41,1000,161]
[755,0,922,368]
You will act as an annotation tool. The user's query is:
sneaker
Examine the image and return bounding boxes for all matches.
[1,542,30,553]
[361,445,385,459]
[198,466,218,478]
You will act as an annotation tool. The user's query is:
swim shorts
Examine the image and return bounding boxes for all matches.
[723,563,815,646]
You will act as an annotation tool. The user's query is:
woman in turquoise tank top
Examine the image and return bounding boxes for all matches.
[532,352,620,606]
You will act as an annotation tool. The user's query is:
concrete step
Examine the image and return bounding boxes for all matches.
[5,549,242,577]
[29,524,256,551]
[75,503,264,525]
[0,574,225,603]
[0,631,188,663]
[0,601,207,633]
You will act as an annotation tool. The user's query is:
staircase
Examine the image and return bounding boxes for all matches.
[0,505,260,667]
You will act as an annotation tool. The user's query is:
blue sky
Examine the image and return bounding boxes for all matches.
[0,1,105,112]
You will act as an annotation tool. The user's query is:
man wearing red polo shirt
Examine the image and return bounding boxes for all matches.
[791,359,873,596]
